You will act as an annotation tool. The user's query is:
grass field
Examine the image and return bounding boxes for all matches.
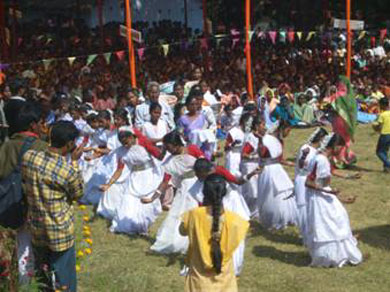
[76,124,390,292]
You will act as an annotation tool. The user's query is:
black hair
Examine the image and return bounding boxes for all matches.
[17,102,43,132]
[98,110,111,121]
[173,81,184,90]
[193,158,213,174]
[86,113,98,124]
[325,133,346,149]
[310,128,328,144]
[50,121,79,148]
[149,102,162,113]
[224,105,232,113]
[239,112,251,127]
[243,103,256,114]
[162,130,184,146]
[174,103,186,123]
[251,115,264,131]
[114,108,130,125]
[379,97,389,108]
[185,94,198,107]
[188,87,203,100]
[118,130,135,144]
[202,174,227,275]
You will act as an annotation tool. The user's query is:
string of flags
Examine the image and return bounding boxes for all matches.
[1,27,390,70]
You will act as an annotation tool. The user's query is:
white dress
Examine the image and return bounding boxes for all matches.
[142,120,170,148]
[225,127,245,177]
[150,154,199,254]
[257,134,298,230]
[187,179,250,276]
[306,154,363,267]
[240,132,260,218]
[81,130,122,205]
[294,144,317,244]
[98,145,163,235]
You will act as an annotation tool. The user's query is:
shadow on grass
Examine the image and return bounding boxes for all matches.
[250,221,302,246]
[252,245,309,267]
[145,250,186,267]
[345,165,382,173]
[355,225,390,251]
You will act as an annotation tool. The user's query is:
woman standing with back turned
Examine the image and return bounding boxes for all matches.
[179,174,249,292]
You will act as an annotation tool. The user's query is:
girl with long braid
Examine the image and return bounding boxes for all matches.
[180,174,249,292]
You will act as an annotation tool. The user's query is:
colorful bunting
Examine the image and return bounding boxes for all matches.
[269,31,277,44]
[68,57,76,66]
[200,38,208,50]
[115,50,125,61]
[358,31,366,40]
[162,44,169,56]
[288,31,295,43]
[306,31,315,41]
[249,30,254,42]
[42,59,52,70]
[103,53,112,64]
[297,32,303,41]
[279,31,286,43]
[86,54,97,66]
[257,31,265,39]
[380,29,387,43]
[137,48,145,61]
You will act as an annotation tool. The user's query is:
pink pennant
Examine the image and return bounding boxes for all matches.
[257,31,265,39]
[200,38,208,50]
[137,48,145,61]
[231,29,240,36]
[17,38,23,47]
[380,29,387,43]
[288,31,295,43]
[115,50,125,61]
[269,31,277,44]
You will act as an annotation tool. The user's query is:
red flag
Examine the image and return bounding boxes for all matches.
[137,48,145,61]
[269,31,277,44]
[288,31,295,43]
[115,50,125,61]
[380,29,387,43]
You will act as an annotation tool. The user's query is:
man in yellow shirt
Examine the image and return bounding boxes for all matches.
[373,98,390,172]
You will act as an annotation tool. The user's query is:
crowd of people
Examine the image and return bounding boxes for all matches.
[1,18,390,292]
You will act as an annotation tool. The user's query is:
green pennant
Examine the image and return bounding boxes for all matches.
[87,54,98,66]
[103,52,112,64]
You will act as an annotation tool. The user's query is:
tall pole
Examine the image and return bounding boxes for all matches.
[11,0,17,61]
[245,0,254,99]
[97,0,104,53]
[125,0,137,88]
[183,0,188,36]
[346,0,351,79]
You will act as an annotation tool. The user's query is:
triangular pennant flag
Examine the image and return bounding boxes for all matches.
[162,44,169,56]
[358,31,366,40]
[257,31,265,39]
[42,59,52,71]
[297,32,303,40]
[215,34,227,38]
[279,31,286,43]
[248,30,254,42]
[306,31,315,41]
[288,31,295,43]
[68,57,76,66]
[17,38,23,46]
[380,29,387,43]
[200,38,208,50]
[232,38,240,49]
[115,50,125,61]
[216,38,223,48]
[371,36,376,48]
[87,54,97,66]
[137,48,145,61]
[231,29,240,36]
[269,31,277,44]
[103,52,112,64]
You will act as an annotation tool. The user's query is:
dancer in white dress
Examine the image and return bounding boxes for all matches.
[294,128,328,244]
[225,113,251,177]
[142,102,170,148]
[142,131,205,254]
[241,115,262,218]
[82,109,130,205]
[255,118,298,230]
[305,133,362,267]
[98,126,164,235]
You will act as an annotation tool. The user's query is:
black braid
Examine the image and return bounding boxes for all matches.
[203,174,227,274]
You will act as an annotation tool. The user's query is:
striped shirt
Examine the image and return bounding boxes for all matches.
[22,149,84,252]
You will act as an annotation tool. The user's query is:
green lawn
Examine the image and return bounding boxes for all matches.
[76,125,390,292]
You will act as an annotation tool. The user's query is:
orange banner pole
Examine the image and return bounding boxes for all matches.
[245,0,254,99]
[346,0,351,79]
[125,0,137,88]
